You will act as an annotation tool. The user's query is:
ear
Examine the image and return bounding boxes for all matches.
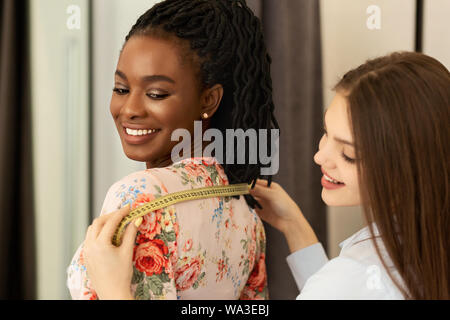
[200,84,223,119]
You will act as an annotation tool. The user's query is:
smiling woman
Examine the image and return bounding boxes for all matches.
[249,51,450,300]
[314,93,361,206]
[110,35,211,168]
[67,0,278,300]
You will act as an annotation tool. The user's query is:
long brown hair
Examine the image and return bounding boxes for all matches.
[334,52,449,299]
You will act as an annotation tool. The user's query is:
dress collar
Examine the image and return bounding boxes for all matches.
[170,156,220,166]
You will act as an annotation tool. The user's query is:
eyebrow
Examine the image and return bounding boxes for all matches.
[115,70,175,84]
[323,108,354,146]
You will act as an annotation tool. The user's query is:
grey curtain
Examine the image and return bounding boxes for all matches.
[0,0,36,299]
[248,0,326,299]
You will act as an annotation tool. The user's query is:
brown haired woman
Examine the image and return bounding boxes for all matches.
[250,51,449,299]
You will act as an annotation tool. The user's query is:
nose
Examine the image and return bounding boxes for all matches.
[313,140,336,169]
[121,90,147,120]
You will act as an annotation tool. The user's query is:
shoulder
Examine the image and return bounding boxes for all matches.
[107,168,167,198]
[100,156,228,213]
[105,156,225,199]
[298,226,404,300]
[99,168,171,216]
[164,156,229,186]
[108,169,161,189]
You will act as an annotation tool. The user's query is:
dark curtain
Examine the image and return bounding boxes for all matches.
[247,0,326,299]
[0,0,36,299]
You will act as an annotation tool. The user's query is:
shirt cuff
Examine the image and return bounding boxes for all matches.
[286,242,329,291]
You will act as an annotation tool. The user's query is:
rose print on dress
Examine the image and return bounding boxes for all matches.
[134,239,169,276]
[175,254,206,291]
[240,253,268,300]
[183,239,193,252]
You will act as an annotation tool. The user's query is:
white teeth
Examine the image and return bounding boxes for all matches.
[324,174,341,184]
[126,128,157,136]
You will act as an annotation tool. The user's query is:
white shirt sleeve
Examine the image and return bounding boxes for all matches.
[297,256,400,300]
[286,243,329,291]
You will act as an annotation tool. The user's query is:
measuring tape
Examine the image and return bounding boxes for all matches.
[112,183,251,246]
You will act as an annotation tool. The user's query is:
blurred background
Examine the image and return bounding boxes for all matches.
[0,0,448,299]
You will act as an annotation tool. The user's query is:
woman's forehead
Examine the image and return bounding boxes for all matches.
[325,93,354,144]
[118,36,193,78]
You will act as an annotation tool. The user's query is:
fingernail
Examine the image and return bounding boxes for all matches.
[134,217,143,227]
[124,203,131,210]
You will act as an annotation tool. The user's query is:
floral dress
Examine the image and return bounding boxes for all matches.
[66,157,268,300]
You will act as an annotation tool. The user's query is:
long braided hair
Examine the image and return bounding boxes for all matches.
[124,0,279,209]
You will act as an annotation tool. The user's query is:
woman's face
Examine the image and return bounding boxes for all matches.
[110,35,204,168]
[313,92,361,206]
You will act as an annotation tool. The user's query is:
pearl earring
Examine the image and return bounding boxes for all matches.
[202,113,208,119]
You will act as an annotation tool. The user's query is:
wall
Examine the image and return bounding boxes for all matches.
[30,0,90,299]
[423,0,450,69]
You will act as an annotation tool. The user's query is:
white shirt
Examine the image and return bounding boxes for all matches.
[286,225,405,300]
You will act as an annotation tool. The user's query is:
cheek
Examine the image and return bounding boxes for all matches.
[110,96,121,118]
[158,100,200,129]
[344,167,360,192]
[322,166,361,206]
[157,107,192,130]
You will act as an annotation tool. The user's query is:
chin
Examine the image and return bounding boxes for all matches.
[122,147,152,163]
[321,189,359,207]
[126,154,148,162]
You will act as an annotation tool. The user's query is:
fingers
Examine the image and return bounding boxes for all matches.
[254,178,278,188]
[249,185,265,198]
[97,205,132,245]
[255,178,269,186]
[121,217,142,253]
[87,217,107,242]
[249,185,262,197]
[249,180,273,197]
[86,208,118,240]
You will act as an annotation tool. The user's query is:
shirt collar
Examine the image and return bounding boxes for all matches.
[338,222,380,249]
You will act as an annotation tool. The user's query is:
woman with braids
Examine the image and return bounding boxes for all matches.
[250,52,449,299]
[66,0,278,300]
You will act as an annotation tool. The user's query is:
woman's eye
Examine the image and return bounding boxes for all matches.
[146,93,170,100]
[342,153,356,164]
[113,88,128,95]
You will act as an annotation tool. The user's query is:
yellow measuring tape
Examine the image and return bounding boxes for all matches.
[112,183,251,246]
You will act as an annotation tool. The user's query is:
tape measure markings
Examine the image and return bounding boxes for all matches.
[112,183,251,246]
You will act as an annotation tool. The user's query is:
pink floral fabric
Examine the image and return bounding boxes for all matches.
[67,157,268,300]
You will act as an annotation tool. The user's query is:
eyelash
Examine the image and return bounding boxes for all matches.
[112,88,169,100]
[322,130,356,164]
[112,88,128,95]
[341,153,356,164]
